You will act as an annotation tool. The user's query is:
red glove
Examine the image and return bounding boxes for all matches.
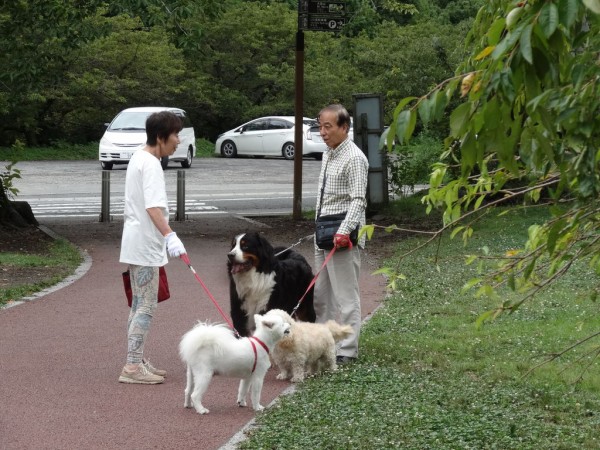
[333,233,353,250]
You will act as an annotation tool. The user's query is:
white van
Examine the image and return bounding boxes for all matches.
[99,107,196,170]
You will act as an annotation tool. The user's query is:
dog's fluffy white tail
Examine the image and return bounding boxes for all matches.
[179,322,235,363]
[325,320,353,342]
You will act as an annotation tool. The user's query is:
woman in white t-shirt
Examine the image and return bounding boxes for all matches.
[118,111,187,385]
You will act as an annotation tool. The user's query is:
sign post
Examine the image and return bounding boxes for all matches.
[293,1,348,220]
[298,1,348,31]
[293,30,305,220]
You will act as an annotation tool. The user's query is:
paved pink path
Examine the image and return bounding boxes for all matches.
[0,217,386,449]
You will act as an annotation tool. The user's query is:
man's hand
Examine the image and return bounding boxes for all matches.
[333,233,353,250]
[165,232,186,257]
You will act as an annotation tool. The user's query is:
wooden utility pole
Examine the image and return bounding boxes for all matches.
[293,30,305,220]
[294,2,347,220]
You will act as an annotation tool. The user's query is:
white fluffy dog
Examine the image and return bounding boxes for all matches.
[268,309,353,382]
[179,311,290,415]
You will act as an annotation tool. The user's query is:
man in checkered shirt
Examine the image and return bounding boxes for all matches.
[314,104,369,365]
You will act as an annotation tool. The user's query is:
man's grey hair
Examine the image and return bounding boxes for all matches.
[318,104,351,130]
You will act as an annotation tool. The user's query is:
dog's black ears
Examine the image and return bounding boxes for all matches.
[249,232,270,250]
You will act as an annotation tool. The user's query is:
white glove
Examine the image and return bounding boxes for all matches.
[165,232,186,257]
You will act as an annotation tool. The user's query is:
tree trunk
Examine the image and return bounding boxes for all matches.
[0,178,37,229]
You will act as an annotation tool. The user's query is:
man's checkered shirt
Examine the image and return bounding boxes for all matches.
[316,137,369,244]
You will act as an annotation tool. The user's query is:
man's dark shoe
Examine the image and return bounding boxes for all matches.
[336,356,357,365]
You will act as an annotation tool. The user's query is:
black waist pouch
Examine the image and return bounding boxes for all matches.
[315,212,358,250]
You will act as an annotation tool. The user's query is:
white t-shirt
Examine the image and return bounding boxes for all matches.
[119,150,169,266]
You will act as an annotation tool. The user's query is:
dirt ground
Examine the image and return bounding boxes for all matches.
[0,224,67,290]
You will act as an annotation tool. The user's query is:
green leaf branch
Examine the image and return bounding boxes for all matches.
[373,0,600,373]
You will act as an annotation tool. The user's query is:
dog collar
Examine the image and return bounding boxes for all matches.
[248,336,269,373]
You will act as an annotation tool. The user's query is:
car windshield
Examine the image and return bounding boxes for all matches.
[108,112,150,131]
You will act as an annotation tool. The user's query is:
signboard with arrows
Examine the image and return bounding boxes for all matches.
[298,0,348,32]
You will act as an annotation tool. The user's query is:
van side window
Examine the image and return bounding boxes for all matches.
[179,113,193,128]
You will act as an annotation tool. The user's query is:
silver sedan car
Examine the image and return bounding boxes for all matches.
[214,116,325,160]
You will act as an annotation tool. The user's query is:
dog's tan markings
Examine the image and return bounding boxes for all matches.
[245,254,259,267]
[229,235,255,275]
[278,338,295,351]
[238,238,257,268]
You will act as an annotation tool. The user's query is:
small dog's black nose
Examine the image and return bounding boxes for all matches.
[227,253,235,262]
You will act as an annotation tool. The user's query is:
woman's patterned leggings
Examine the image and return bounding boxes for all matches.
[126,265,159,365]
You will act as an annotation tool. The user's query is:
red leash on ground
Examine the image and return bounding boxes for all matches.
[179,253,241,339]
[290,246,337,318]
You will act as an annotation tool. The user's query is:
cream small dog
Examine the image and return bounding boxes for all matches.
[179,311,290,414]
[268,309,353,382]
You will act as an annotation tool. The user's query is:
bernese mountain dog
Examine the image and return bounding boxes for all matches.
[227,232,316,336]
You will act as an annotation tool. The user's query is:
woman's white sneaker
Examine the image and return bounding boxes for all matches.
[142,359,167,377]
[118,363,164,384]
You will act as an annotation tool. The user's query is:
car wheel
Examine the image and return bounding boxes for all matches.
[282,142,295,160]
[221,140,237,158]
[181,147,193,168]
[161,156,169,169]
[101,161,113,170]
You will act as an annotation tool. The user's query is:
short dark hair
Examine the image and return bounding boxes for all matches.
[318,104,351,129]
[146,111,183,146]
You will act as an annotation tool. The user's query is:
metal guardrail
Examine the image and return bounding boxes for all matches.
[100,171,110,222]
[100,169,187,223]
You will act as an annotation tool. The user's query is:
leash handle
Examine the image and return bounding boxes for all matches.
[180,254,241,339]
[291,246,336,318]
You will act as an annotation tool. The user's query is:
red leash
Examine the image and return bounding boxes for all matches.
[290,246,336,318]
[181,254,271,371]
[180,254,240,339]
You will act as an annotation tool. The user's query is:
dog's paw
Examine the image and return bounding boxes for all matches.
[195,406,209,415]
[238,400,247,408]
[254,404,264,412]
[276,373,288,380]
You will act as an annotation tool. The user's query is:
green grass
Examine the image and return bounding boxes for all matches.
[0,141,98,161]
[0,239,82,305]
[195,138,215,158]
[0,138,216,161]
[240,205,600,449]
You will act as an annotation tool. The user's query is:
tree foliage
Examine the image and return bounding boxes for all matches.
[0,1,104,145]
[186,2,302,132]
[385,0,600,326]
[58,14,206,143]
[0,0,479,145]
[0,0,218,145]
